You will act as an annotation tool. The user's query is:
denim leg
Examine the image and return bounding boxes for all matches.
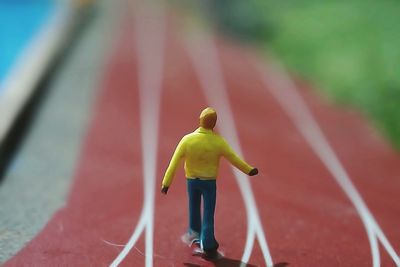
[200,181,219,251]
[187,180,201,234]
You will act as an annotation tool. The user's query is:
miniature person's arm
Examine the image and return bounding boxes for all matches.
[221,138,258,176]
[161,137,186,194]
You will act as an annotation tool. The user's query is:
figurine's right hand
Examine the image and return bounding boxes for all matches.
[249,168,258,176]
[161,186,169,195]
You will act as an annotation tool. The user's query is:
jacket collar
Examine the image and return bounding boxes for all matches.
[196,127,213,134]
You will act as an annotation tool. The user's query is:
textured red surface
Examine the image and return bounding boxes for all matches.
[5,10,400,267]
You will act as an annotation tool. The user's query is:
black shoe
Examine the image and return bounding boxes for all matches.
[203,249,219,260]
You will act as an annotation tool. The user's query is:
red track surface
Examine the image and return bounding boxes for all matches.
[4,5,400,267]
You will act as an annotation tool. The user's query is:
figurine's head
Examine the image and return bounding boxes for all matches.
[199,107,217,130]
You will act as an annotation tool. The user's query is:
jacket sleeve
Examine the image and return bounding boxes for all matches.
[221,138,253,175]
[162,137,186,187]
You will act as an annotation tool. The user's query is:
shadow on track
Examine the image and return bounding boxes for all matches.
[184,259,289,267]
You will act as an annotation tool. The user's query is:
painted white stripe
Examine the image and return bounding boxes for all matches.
[109,2,166,267]
[184,34,274,267]
[256,56,400,267]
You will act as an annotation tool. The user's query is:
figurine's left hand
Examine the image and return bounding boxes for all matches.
[161,186,169,195]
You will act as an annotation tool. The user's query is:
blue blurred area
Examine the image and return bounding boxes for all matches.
[0,0,55,90]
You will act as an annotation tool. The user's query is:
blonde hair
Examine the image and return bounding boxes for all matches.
[199,107,217,129]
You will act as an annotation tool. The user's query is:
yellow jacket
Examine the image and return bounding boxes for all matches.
[162,127,253,187]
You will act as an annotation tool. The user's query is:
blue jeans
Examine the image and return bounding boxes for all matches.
[187,178,219,251]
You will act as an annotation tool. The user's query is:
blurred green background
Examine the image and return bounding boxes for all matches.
[180,0,400,149]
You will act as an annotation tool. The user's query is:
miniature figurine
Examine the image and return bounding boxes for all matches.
[161,107,258,259]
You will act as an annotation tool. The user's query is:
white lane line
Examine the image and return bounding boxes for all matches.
[184,34,274,267]
[109,2,166,267]
[255,56,400,267]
